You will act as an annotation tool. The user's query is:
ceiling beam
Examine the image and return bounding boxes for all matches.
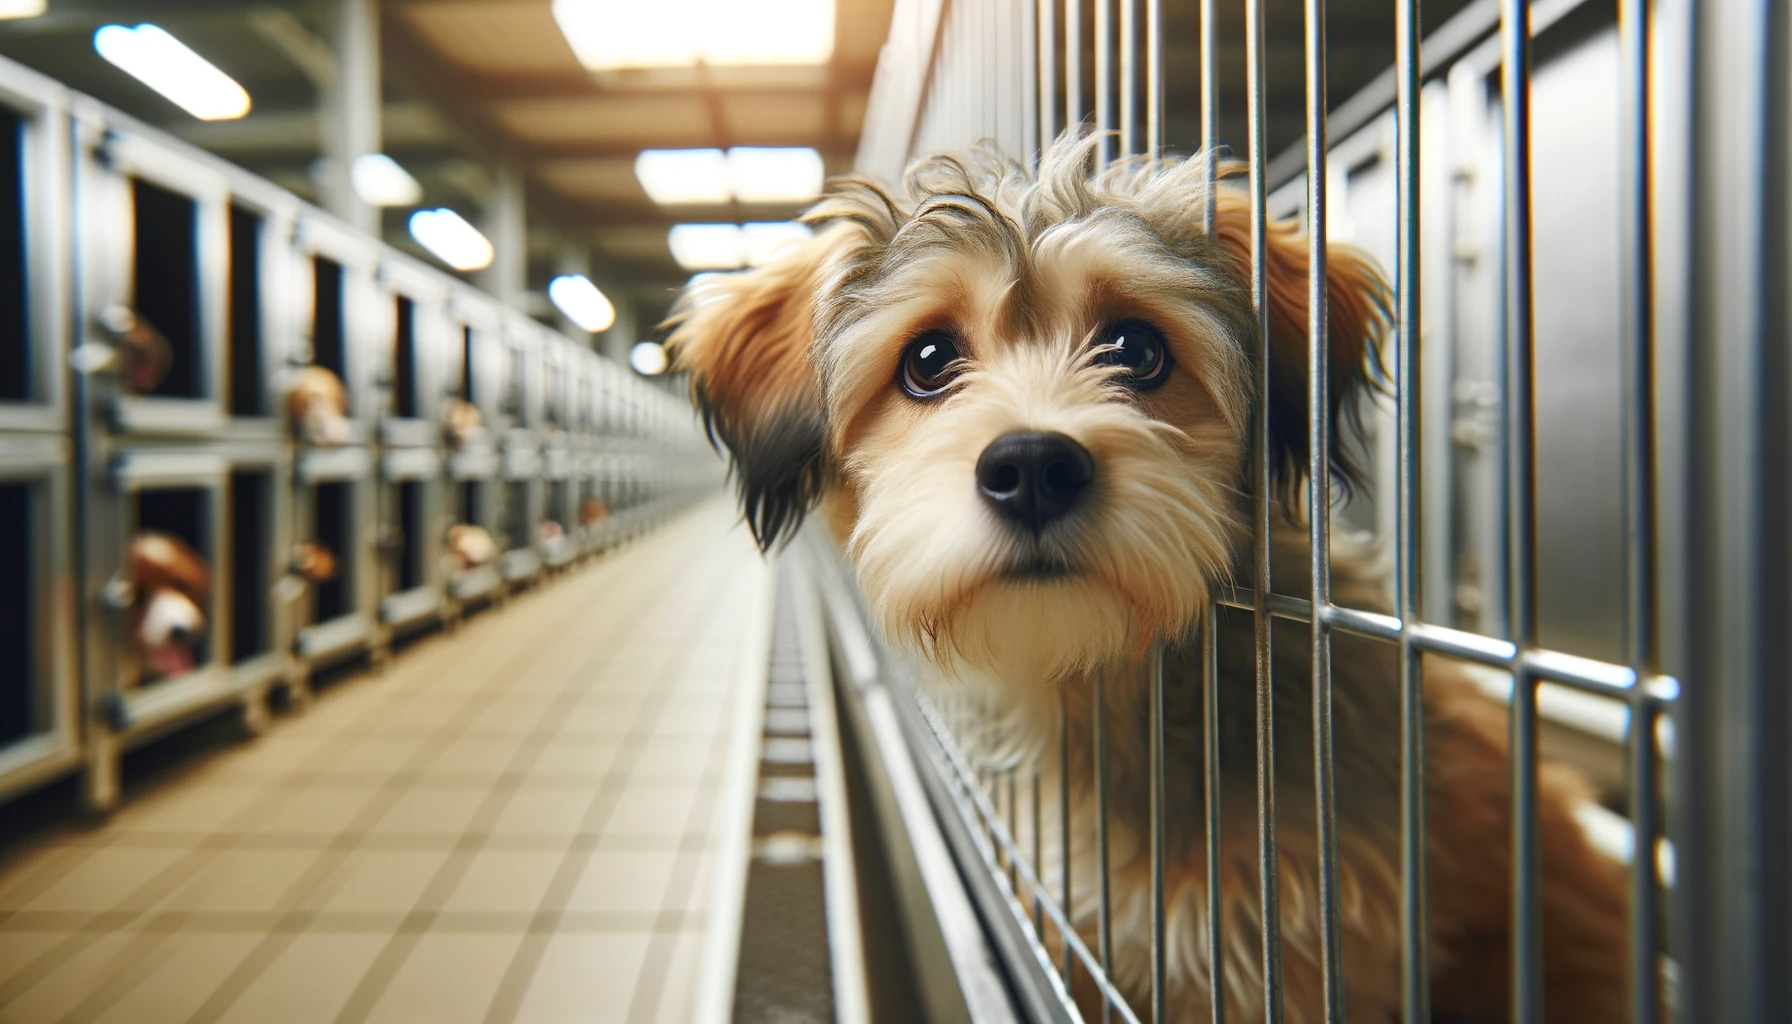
[463,65,877,102]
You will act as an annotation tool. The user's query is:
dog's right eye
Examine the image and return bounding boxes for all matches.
[899,333,963,398]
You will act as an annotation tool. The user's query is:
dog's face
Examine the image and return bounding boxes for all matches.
[128,532,210,679]
[446,523,498,570]
[671,135,1387,682]
[288,366,351,446]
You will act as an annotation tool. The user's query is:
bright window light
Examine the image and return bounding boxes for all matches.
[668,223,745,271]
[552,0,834,71]
[635,149,729,206]
[630,341,670,376]
[548,275,617,332]
[0,0,46,20]
[742,222,813,266]
[727,148,825,203]
[352,154,422,207]
[409,208,494,272]
[93,24,251,121]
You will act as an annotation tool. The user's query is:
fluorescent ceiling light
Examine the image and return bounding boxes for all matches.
[351,154,422,207]
[727,148,825,203]
[668,223,745,271]
[93,24,251,121]
[0,0,46,20]
[635,149,729,205]
[548,275,617,332]
[637,147,824,207]
[630,341,670,376]
[742,222,813,266]
[409,208,493,272]
[552,0,833,71]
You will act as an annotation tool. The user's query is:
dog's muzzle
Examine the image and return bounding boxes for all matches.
[975,430,1093,536]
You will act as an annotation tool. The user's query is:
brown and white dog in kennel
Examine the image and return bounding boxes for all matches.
[125,532,210,681]
[286,366,352,447]
[668,133,1629,1022]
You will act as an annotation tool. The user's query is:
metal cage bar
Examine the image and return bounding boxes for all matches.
[1392,0,1431,1018]
[1499,0,1544,1017]
[1301,1,1346,1019]
[1245,0,1284,1017]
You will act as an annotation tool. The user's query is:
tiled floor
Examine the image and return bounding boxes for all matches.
[0,497,771,1024]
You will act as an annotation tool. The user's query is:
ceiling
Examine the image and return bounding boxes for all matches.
[0,0,895,332]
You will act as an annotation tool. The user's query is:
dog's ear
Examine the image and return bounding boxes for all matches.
[665,227,858,550]
[1211,191,1391,506]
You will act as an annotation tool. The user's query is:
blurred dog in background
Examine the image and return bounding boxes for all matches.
[125,532,209,682]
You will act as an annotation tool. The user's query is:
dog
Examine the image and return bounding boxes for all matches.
[126,532,209,681]
[444,397,484,449]
[70,303,174,392]
[667,133,1631,1022]
[444,523,499,572]
[578,497,609,527]
[286,366,351,446]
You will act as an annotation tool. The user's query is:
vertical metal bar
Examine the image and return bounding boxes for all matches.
[1677,1,1786,1019]
[1034,766,1046,938]
[1394,0,1430,1017]
[1119,0,1136,158]
[1095,0,1111,166]
[1202,608,1227,1024]
[1499,0,1541,1018]
[1008,768,1020,892]
[1150,640,1167,1024]
[1303,0,1344,1017]
[1039,0,1058,147]
[1022,0,1039,164]
[1199,0,1216,235]
[1061,685,1075,994]
[1145,0,1161,159]
[1616,0,1659,1018]
[1246,0,1282,1017]
[1066,0,1082,131]
[1096,673,1114,1024]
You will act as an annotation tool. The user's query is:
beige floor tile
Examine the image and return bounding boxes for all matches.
[0,845,94,911]
[488,789,599,838]
[157,849,319,914]
[627,740,723,783]
[439,850,565,914]
[563,850,675,915]
[603,785,701,840]
[4,847,188,914]
[363,932,526,1024]
[429,736,529,777]
[105,782,277,835]
[367,787,491,837]
[324,735,432,776]
[244,784,384,837]
[527,740,621,780]
[0,930,136,1023]
[212,933,391,1024]
[302,849,452,915]
[0,929,76,991]
[510,932,651,1024]
[652,930,711,1024]
[89,933,260,1024]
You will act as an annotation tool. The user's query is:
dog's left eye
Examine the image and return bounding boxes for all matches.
[900,332,964,398]
[1093,319,1172,388]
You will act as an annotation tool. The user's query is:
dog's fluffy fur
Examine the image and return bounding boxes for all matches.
[668,133,1629,1022]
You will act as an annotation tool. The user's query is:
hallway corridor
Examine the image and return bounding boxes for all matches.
[0,498,771,1024]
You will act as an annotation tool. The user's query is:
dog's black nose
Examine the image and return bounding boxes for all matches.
[168,624,190,642]
[976,431,1093,533]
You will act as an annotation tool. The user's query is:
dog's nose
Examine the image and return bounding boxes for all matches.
[976,431,1093,533]
[167,623,190,643]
